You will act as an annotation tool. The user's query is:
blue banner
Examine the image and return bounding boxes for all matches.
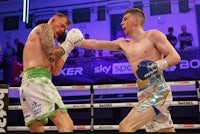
[164,49,200,81]
[52,49,200,86]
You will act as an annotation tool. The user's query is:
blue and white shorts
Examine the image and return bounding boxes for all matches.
[136,74,174,132]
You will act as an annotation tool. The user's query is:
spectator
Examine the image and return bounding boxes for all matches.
[2,41,16,85]
[178,25,193,50]
[70,48,79,58]
[14,38,24,62]
[166,27,177,48]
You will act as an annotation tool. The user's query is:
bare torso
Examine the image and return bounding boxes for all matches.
[23,28,51,72]
[118,31,163,76]
[81,29,179,79]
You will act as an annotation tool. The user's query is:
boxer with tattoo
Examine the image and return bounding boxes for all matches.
[19,13,84,132]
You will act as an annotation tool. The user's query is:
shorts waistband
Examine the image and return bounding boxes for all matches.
[136,74,164,91]
[23,67,51,80]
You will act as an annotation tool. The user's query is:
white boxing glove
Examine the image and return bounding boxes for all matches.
[60,28,84,54]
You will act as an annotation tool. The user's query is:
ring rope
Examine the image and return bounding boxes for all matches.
[7,124,200,131]
[8,80,196,90]
[8,101,199,110]
[8,85,91,90]
[6,80,200,131]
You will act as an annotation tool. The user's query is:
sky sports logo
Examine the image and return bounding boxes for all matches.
[112,62,132,74]
[94,62,132,74]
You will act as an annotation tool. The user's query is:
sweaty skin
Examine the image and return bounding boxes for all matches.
[80,11,180,78]
[23,24,54,71]
[21,13,74,132]
[23,16,68,75]
[81,29,180,78]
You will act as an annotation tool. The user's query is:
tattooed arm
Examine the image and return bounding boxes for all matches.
[34,24,65,75]
[36,24,64,61]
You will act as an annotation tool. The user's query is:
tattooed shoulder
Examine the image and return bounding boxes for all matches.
[35,24,51,36]
[35,24,55,49]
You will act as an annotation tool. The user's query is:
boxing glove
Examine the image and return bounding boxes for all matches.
[136,60,158,80]
[136,59,168,80]
[60,28,84,54]
[57,30,68,43]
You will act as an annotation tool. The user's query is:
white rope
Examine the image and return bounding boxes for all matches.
[8,81,196,91]
[5,81,200,131]
[93,83,138,89]
[7,124,200,131]
[167,81,196,86]
[92,81,196,90]
[8,103,91,110]
[9,85,91,90]
[8,101,198,110]
[93,101,199,108]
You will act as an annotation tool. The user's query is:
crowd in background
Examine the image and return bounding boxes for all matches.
[0,38,24,86]
[166,25,194,51]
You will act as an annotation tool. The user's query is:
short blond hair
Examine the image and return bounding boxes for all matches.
[49,12,72,26]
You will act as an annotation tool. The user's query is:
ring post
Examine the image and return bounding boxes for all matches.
[90,85,94,131]
[196,80,200,121]
[0,84,9,132]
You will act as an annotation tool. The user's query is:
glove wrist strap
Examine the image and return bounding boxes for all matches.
[60,41,74,62]
[156,59,168,72]
[61,53,68,62]
[60,40,74,54]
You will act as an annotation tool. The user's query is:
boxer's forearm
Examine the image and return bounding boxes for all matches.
[81,39,119,51]
[51,59,65,76]
[48,47,65,62]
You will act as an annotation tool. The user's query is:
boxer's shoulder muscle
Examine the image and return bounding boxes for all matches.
[32,24,55,53]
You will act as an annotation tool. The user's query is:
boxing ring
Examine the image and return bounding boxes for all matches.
[1,80,200,132]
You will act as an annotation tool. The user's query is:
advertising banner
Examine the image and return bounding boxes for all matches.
[52,49,200,85]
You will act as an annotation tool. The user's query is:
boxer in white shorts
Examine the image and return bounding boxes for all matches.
[19,67,67,126]
[19,12,84,132]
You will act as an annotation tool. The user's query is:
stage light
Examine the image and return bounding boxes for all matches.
[23,0,29,23]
